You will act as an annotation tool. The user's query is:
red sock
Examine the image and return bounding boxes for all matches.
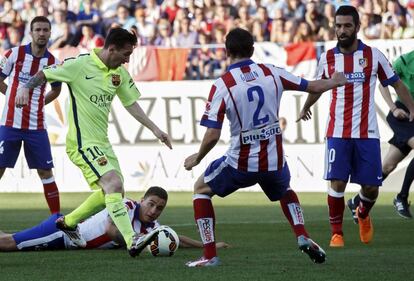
[279,190,308,238]
[42,177,60,214]
[358,196,375,219]
[327,194,344,236]
[193,194,216,259]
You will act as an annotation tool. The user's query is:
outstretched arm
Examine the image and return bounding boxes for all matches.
[379,84,409,119]
[45,85,62,105]
[125,102,172,149]
[391,79,414,121]
[178,235,230,249]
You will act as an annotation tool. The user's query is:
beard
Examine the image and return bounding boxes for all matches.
[337,31,357,48]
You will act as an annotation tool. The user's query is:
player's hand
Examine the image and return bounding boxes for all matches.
[216,242,230,249]
[153,128,172,149]
[392,108,409,120]
[15,87,30,108]
[184,153,200,170]
[296,108,312,122]
[332,72,347,86]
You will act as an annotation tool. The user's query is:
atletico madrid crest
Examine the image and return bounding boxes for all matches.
[111,74,121,86]
[359,58,368,68]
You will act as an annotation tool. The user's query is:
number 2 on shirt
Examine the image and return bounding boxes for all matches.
[247,86,269,126]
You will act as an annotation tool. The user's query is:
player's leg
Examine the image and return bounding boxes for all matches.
[187,157,242,267]
[10,213,66,251]
[23,129,60,214]
[324,138,351,247]
[0,126,23,180]
[351,139,382,244]
[394,137,414,218]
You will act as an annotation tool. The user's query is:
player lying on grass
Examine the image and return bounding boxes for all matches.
[0,186,229,251]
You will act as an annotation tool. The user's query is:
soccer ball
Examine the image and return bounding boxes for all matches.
[147,226,179,257]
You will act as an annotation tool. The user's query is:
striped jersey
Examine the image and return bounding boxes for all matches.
[317,40,399,139]
[68,199,159,249]
[201,59,308,172]
[0,44,60,130]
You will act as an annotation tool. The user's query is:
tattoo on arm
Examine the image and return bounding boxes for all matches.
[25,72,46,89]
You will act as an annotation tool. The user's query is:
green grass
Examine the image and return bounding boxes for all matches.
[0,192,413,281]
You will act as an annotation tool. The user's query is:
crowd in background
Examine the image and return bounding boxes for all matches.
[1,0,414,79]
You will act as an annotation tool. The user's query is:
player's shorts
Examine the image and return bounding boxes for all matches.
[324,137,382,186]
[0,126,53,169]
[66,143,123,190]
[386,101,414,156]
[204,156,291,201]
[12,213,66,251]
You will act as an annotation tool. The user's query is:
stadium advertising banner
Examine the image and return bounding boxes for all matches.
[0,39,412,192]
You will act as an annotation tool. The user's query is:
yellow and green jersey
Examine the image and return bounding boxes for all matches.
[393,51,414,101]
[43,48,140,149]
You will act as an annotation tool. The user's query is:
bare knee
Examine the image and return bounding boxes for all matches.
[382,162,397,175]
[37,169,53,179]
[98,170,123,194]
[194,175,214,196]
[361,186,379,200]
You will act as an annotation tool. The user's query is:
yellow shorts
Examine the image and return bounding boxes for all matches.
[66,144,123,190]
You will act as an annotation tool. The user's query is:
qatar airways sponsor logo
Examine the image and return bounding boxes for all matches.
[241,122,281,144]
[197,218,214,244]
[287,203,304,225]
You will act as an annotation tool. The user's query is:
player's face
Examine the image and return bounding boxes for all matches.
[30,22,51,48]
[108,43,134,69]
[139,195,167,223]
[335,15,359,49]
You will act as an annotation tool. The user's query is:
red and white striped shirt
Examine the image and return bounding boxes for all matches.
[317,40,399,139]
[201,59,308,172]
[73,199,160,249]
[0,44,60,130]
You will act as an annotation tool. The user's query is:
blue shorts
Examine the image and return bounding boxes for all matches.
[0,126,54,169]
[324,137,382,186]
[12,213,65,251]
[204,156,291,201]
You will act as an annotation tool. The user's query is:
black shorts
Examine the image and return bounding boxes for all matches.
[386,101,414,156]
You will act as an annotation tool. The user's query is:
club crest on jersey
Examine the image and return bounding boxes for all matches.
[111,74,121,86]
[359,58,368,68]
[97,156,108,166]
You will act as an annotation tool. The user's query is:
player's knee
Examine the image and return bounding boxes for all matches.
[361,186,378,200]
[382,162,396,175]
[37,169,53,179]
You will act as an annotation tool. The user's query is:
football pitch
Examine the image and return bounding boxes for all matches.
[0,192,413,281]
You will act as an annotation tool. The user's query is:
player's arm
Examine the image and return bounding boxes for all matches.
[390,79,414,121]
[15,70,47,108]
[379,84,409,120]
[184,127,221,171]
[125,102,172,149]
[178,235,229,249]
[0,76,7,94]
[45,84,62,105]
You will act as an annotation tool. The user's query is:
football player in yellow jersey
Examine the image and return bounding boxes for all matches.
[15,28,172,257]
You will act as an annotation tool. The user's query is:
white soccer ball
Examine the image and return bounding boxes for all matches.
[147,226,179,257]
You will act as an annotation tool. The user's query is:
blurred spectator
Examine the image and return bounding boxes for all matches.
[359,12,381,40]
[277,0,305,21]
[153,19,177,46]
[73,0,102,46]
[293,21,314,43]
[115,4,136,30]
[78,24,104,51]
[144,0,161,24]
[317,2,336,41]
[270,17,286,43]
[213,4,234,33]
[176,17,198,47]
[209,25,227,77]
[59,0,77,23]
[50,9,69,44]
[21,0,36,23]
[234,5,253,31]
[304,0,323,36]
[134,6,156,44]
[2,25,21,50]
[163,0,180,23]
[49,22,75,49]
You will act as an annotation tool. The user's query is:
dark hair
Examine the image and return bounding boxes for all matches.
[225,28,254,59]
[104,28,137,49]
[335,5,360,26]
[143,186,168,201]
[30,16,51,31]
